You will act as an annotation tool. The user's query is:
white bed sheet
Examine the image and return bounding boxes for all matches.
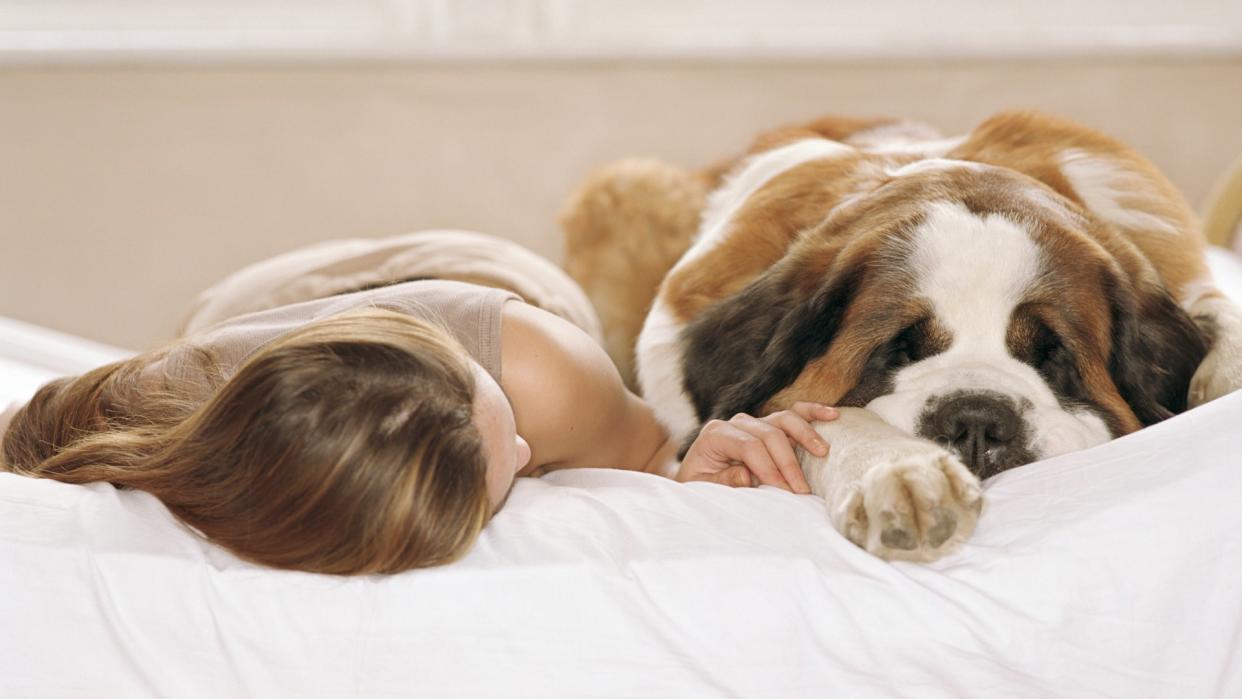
[0,316,132,410]
[1,391,1240,698]
[2,251,1242,698]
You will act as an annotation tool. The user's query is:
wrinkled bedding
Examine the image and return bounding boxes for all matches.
[2,251,1242,698]
[1,391,1240,697]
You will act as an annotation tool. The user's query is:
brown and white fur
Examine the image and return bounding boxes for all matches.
[560,111,1242,562]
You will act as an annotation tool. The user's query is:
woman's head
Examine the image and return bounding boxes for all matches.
[3,308,518,574]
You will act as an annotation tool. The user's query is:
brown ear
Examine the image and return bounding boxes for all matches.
[677,271,794,423]
[677,260,864,424]
[1105,273,1208,425]
[673,262,863,459]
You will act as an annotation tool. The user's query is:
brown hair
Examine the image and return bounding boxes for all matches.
[1,309,490,575]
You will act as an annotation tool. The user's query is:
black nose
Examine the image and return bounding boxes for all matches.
[924,393,1022,474]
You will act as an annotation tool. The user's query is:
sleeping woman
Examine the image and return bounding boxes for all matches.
[1,231,837,575]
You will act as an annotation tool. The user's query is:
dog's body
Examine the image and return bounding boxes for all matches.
[561,111,1242,561]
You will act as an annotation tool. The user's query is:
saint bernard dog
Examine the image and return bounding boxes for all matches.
[560,111,1242,562]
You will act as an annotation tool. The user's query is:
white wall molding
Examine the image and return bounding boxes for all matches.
[1,0,1239,64]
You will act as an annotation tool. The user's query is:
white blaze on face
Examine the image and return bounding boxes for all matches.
[864,201,1112,460]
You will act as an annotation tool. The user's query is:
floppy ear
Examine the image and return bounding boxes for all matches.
[678,273,793,423]
[1106,275,1208,425]
[674,265,861,458]
[687,264,862,421]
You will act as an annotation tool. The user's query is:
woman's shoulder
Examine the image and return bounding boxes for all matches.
[500,302,613,464]
[496,299,608,404]
[499,302,664,471]
[499,301,616,393]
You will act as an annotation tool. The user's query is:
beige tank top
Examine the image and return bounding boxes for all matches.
[151,280,519,387]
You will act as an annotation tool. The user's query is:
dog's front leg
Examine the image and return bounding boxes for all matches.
[800,408,984,562]
[1188,294,1242,407]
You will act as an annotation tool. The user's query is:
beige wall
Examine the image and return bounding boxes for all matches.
[2,58,1241,350]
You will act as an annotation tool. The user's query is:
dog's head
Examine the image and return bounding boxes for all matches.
[682,163,1206,478]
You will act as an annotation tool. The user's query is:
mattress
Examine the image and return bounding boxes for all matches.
[2,249,1242,698]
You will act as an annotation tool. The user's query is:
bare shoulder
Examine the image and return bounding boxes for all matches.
[500,301,664,472]
[500,301,620,409]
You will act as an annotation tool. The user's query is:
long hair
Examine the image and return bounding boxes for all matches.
[2,309,490,575]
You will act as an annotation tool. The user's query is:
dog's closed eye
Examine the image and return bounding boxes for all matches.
[884,318,944,369]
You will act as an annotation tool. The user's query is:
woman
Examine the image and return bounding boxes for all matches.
[2,231,837,575]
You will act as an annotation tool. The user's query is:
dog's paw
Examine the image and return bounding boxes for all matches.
[1189,340,1242,408]
[832,446,983,562]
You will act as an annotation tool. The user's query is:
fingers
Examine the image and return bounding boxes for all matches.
[690,465,767,489]
[687,418,787,491]
[716,417,790,490]
[787,401,840,423]
[680,462,751,488]
[679,404,838,494]
[759,403,838,493]
[762,409,830,459]
[720,464,752,488]
[722,414,810,494]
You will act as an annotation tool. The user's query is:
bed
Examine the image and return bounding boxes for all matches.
[3,249,1242,698]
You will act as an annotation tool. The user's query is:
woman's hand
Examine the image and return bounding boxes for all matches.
[676,402,839,493]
